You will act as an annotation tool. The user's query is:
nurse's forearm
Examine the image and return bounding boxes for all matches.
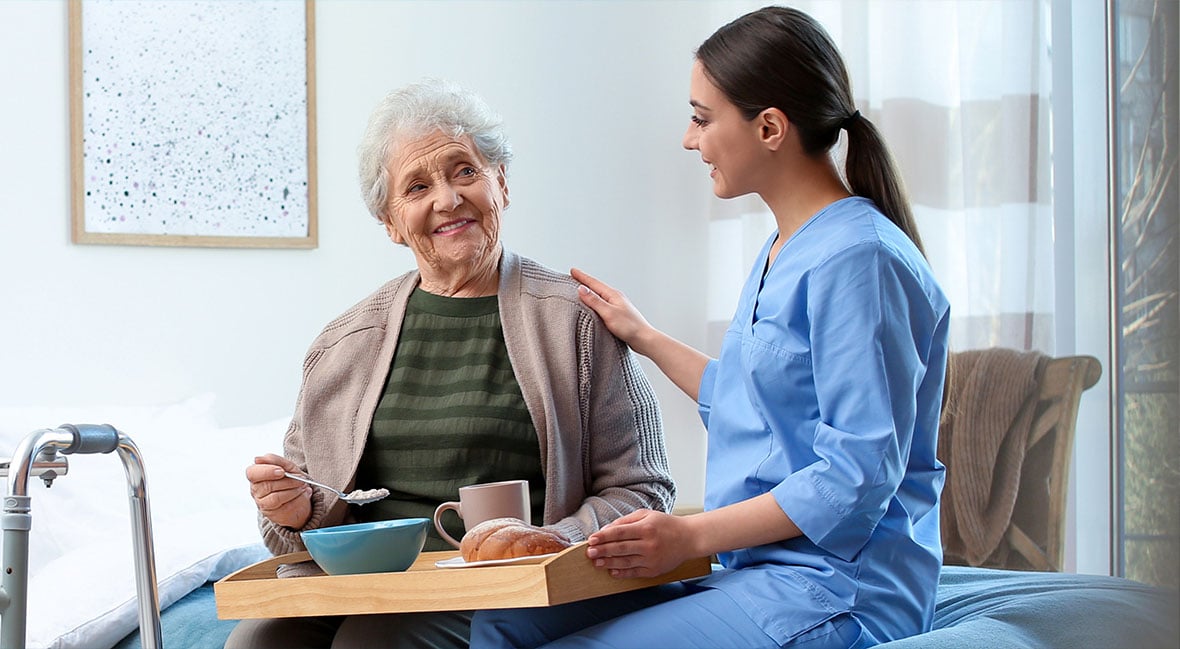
[684,493,802,557]
[631,327,710,401]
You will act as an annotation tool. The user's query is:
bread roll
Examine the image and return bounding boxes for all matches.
[460,517,571,562]
[459,517,517,561]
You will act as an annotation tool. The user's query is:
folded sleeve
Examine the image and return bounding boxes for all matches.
[697,359,721,428]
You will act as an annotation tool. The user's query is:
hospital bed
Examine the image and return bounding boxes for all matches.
[3,396,1176,649]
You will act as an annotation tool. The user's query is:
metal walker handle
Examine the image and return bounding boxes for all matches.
[0,424,162,649]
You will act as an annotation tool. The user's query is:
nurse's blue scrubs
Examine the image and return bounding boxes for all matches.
[471,197,951,649]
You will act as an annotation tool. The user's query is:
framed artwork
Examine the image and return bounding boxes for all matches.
[68,0,317,248]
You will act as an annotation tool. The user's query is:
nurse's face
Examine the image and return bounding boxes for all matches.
[682,61,768,199]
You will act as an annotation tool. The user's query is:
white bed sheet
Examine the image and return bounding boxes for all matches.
[0,395,285,649]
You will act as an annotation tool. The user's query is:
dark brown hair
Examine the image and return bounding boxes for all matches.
[696,5,927,257]
[699,6,950,410]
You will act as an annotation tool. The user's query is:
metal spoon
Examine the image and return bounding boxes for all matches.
[284,471,390,505]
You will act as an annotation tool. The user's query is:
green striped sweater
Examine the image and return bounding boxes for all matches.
[354,288,545,550]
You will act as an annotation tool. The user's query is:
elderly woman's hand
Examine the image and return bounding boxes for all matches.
[247,453,313,530]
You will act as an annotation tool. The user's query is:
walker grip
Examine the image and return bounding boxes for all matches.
[58,424,120,454]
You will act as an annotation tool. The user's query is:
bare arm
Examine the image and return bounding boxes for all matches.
[571,268,711,401]
[585,493,803,578]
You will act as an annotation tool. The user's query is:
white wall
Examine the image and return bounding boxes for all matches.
[0,1,1122,562]
[1,1,755,506]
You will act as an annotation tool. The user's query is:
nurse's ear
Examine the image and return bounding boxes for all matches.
[757,108,789,152]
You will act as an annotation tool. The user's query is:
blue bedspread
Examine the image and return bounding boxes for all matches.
[111,583,236,649]
[878,566,1178,648]
[113,567,1179,649]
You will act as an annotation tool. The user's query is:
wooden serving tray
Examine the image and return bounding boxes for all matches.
[215,542,712,618]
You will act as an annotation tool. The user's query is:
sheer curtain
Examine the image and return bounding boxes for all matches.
[703,0,1056,356]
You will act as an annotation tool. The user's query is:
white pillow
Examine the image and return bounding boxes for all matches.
[0,394,221,579]
[0,396,287,649]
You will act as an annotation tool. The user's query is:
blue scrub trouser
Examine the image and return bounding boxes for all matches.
[469,579,872,649]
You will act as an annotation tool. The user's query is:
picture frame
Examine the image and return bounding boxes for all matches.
[68,0,317,248]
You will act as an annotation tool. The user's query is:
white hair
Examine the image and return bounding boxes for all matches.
[357,79,513,222]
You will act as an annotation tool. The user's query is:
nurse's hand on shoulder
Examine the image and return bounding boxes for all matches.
[585,509,699,579]
[571,268,653,351]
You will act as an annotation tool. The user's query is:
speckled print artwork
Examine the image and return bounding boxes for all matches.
[81,1,308,238]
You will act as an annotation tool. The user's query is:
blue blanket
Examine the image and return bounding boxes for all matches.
[878,566,1178,648]
[111,584,236,649]
[114,567,1179,648]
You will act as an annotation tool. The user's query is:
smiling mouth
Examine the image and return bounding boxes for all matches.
[434,219,473,234]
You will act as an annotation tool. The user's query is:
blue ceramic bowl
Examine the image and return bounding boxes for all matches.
[300,518,429,575]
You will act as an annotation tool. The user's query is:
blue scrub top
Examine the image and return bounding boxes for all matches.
[697,197,950,645]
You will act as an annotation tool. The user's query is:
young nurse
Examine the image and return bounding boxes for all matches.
[470,5,950,649]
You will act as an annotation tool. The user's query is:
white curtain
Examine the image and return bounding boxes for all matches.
[703,0,1056,356]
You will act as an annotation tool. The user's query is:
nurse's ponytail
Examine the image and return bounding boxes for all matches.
[697,6,949,411]
[695,5,926,257]
[841,114,926,257]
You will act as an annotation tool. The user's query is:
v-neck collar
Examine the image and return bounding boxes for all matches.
[749,197,864,327]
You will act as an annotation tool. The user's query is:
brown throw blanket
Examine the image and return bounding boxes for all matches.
[939,348,1047,566]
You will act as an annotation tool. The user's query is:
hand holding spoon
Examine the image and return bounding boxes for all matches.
[284,471,390,505]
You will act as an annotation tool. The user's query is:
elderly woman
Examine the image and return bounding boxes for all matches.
[226,79,676,649]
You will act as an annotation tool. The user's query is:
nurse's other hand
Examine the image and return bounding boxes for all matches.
[247,453,313,529]
[585,509,695,579]
[571,268,653,351]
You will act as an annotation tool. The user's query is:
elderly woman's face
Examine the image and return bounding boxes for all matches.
[382,131,508,277]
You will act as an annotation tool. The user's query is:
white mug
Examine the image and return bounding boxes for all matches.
[433,479,530,549]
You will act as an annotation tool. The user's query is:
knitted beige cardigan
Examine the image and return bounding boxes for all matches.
[258,249,676,561]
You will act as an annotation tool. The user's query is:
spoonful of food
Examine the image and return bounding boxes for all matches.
[284,472,390,505]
